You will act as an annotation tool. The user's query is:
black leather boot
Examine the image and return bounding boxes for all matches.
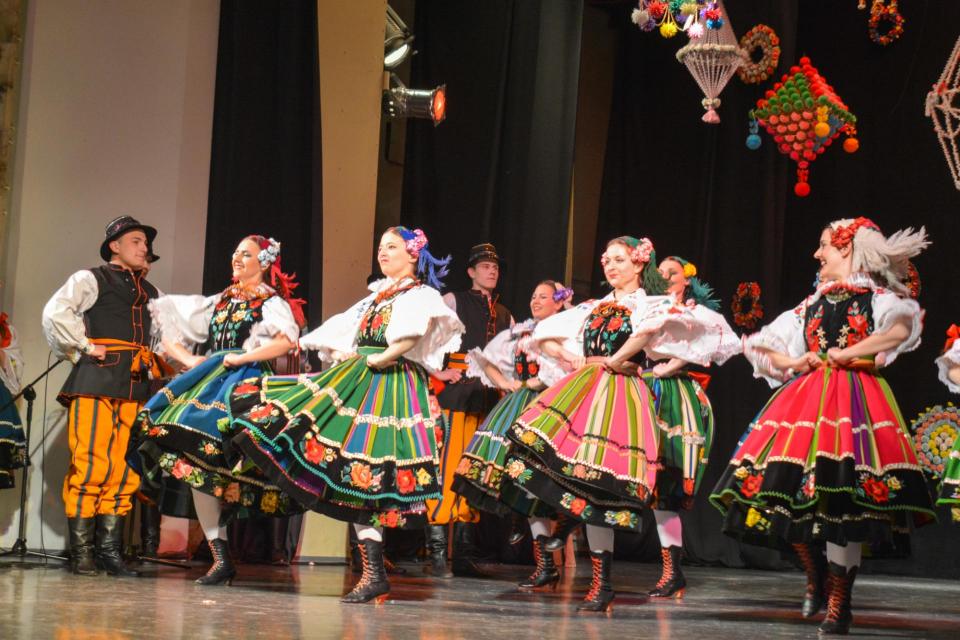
[95,515,141,577]
[544,514,581,552]
[577,550,614,612]
[794,542,828,618]
[68,517,99,576]
[425,525,453,578]
[270,516,289,566]
[648,545,686,598]
[819,562,857,635]
[518,535,560,590]
[341,539,390,604]
[451,521,487,578]
[140,503,161,558]
[195,538,236,585]
[507,513,528,546]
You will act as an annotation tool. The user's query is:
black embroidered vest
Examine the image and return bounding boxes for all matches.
[58,265,160,404]
[804,287,874,354]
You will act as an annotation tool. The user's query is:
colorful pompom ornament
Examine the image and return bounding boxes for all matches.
[746,133,762,150]
[632,0,724,40]
[843,137,859,153]
[745,56,857,195]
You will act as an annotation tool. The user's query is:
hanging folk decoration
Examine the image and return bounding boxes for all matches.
[925,33,960,191]
[731,282,763,330]
[631,0,726,40]
[909,403,960,478]
[745,57,858,196]
[737,24,780,85]
[859,0,905,46]
[675,1,746,123]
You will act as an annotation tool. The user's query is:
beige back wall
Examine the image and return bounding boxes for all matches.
[0,0,219,550]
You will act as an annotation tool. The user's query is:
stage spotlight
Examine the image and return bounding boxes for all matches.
[383,74,447,126]
[384,5,414,69]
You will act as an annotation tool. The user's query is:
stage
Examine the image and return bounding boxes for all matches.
[1,559,957,639]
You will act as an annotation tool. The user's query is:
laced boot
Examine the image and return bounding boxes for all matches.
[543,514,581,552]
[648,545,686,598]
[518,535,560,590]
[794,542,828,618]
[95,515,141,577]
[576,550,614,612]
[819,562,857,635]
[68,517,99,576]
[195,538,236,585]
[341,539,390,604]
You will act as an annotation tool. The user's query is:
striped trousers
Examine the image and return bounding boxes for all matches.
[62,396,141,518]
[427,410,482,525]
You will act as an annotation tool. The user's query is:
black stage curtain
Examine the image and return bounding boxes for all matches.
[203,0,322,324]
[402,0,584,318]
[596,0,960,578]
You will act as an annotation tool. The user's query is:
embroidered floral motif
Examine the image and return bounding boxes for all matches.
[857,472,900,504]
[744,507,771,531]
[583,302,634,358]
[260,491,279,514]
[207,296,267,351]
[737,470,763,499]
[342,461,384,492]
[505,458,532,484]
[416,468,432,486]
[517,428,545,452]
[371,510,406,528]
[561,463,602,481]
[625,481,650,500]
[303,437,327,465]
[603,509,638,528]
[145,424,168,438]
[396,469,417,494]
[199,442,220,457]
[560,492,593,517]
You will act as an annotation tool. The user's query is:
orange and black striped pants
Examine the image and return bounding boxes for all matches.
[427,410,482,525]
[62,397,141,518]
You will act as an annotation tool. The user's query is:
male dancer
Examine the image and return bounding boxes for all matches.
[43,216,168,576]
[427,243,512,577]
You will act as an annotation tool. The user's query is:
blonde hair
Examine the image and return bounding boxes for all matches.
[826,219,929,295]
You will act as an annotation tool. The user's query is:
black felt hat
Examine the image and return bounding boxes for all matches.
[467,242,500,267]
[100,216,157,262]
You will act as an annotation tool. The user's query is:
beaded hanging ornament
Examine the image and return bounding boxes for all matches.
[909,403,960,478]
[631,0,723,40]
[745,57,859,196]
[674,1,746,123]
[925,33,960,191]
[859,0,905,46]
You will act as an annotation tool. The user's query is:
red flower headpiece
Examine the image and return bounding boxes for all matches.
[830,217,881,249]
[0,312,11,349]
[247,235,307,328]
[944,324,960,354]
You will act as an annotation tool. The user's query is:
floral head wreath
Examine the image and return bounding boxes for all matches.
[666,255,720,311]
[830,217,881,249]
[552,284,574,304]
[393,226,451,290]
[246,235,306,327]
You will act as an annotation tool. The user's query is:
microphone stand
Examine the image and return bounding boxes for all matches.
[0,359,69,565]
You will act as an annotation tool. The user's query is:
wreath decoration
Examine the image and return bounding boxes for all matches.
[866,1,905,46]
[909,403,960,477]
[737,24,780,85]
[731,281,763,330]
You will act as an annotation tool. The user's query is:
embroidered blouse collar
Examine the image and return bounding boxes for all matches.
[368,275,417,293]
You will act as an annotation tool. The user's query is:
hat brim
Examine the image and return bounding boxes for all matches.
[467,253,502,268]
[100,224,158,262]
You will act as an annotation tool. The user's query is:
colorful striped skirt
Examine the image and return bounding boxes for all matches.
[644,371,714,511]
[503,363,659,533]
[131,350,298,519]
[0,381,26,490]
[451,386,552,517]
[227,346,443,529]
[709,365,936,547]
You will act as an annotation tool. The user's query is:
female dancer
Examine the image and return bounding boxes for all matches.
[642,256,740,598]
[503,236,705,612]
[227,227,462,603]
[0,314,26,489]
[935,325,960,519]
[709,218,935,635]
[450,280,571,589]
[133,236,303,584]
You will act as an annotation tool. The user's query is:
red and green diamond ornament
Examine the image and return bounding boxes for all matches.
[745,56,858,197]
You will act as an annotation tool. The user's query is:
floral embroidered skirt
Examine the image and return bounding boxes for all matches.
[503,363,659,533]
[130,350,298,519]
[936,439,960,521]
[709,366,936,547]
[226,346,444,530]
[644,372,714,511]
[451,386,553,518]
[0,381,27,490]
